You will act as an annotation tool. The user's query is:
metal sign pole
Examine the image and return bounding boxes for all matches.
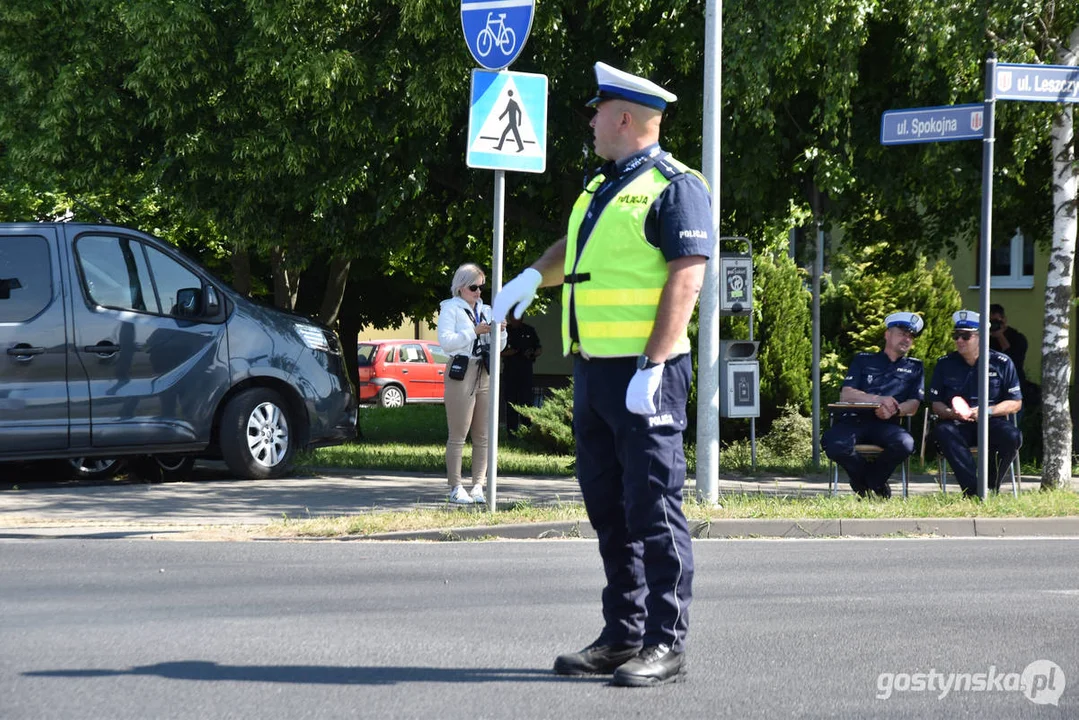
[487,169,506,510]
[696,0,722,504]
[811,221,823,468]
[976,54,997,501]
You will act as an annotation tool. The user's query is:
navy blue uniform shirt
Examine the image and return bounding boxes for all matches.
[929,350,1022,407]
[838,351,923,421]
[843,351,924,402]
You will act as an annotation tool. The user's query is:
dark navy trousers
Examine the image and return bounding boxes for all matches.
[573,353,694,653]
[932,417,1022,495]
[821,419,914,493]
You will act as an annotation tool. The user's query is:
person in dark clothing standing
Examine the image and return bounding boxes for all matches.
[493,61,711,687]
[988,303,1028,383]
[501,315,542,432]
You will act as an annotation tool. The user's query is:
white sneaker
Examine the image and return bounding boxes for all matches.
[470,483,486,504]
[448,485,472,505]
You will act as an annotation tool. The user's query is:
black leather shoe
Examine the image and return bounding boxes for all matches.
[871,483,892,499]
[553,640,640,676]
[611,644,686,687]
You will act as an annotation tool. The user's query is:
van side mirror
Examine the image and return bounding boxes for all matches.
[204,286,220,315]
[175,287,201,317]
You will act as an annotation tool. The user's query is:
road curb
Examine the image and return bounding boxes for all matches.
[5,517,1079,542]
[353,516,1079,541]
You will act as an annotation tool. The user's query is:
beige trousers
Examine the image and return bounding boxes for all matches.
[444,357,490,487]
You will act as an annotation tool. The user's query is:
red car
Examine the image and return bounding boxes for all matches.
[357,340,450,407]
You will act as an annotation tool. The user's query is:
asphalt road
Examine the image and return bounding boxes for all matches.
[2,538,1076,719]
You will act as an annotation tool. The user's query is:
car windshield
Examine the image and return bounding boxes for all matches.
[357,344,376,365]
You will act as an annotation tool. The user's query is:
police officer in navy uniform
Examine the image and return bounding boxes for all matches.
[822,312,925,498]
[930,310,1023,497]
[493,61,711,687]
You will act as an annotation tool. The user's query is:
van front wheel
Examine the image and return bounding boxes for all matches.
[220,388,294,479]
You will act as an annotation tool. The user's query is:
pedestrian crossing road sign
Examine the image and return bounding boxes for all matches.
[467,69,547,173]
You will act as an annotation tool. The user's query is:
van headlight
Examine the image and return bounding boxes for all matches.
[295,323,330,352]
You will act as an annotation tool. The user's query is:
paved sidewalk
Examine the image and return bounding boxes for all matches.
[1,463,1076,540]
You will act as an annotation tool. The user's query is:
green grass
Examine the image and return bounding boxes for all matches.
[299,404,575,475]
[262,488,1079,539]
[263,499,589,538]
[283,404,1079,538]
[695,488,1079,519]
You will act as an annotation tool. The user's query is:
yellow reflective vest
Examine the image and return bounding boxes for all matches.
[561,156,697,357]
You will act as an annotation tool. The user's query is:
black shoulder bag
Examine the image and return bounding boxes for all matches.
[448,353,469,381]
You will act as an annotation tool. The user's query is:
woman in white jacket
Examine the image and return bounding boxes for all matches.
[437,263,507,504]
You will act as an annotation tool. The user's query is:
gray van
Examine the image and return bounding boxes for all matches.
[0,222,356,479]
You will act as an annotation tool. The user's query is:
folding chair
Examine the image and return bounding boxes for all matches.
[827,403,913,498]
[931,412,1021,497]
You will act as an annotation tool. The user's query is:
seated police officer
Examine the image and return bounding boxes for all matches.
[929,310,1023,497]
[821,311,924,498]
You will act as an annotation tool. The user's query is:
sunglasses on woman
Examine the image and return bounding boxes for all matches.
[468,284,484,292]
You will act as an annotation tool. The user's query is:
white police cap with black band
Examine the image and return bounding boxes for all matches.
[885,311,924,336]
[586,62,678,111]
[953,310,980,330]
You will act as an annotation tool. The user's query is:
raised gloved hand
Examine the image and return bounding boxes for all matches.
[625,364,665,415]
[492,268,542,322]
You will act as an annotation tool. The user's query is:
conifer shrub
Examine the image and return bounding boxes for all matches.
[513,383,574,454]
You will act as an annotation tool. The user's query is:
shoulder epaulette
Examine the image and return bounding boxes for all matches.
[654,156,684,181]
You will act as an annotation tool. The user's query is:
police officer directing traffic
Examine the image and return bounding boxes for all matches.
[929,310,1023,497]
[493,61,712,687]
[822,311,925,498]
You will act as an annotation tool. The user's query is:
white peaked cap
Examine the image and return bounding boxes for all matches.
[586,62,677,110]
[952,310,980,330]
[885,311,924,336]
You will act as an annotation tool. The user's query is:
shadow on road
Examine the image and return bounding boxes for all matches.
[25,660,579,685]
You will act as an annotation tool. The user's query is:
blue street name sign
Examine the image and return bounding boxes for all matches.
[467,69,547,173]
[461,0,534,70]
[994,63,1079,103]
[880,103,985,145]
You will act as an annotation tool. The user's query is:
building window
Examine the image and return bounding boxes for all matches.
[973,229,1034,289]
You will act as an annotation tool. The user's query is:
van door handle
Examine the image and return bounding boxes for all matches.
[7,345,45,360]
[84,342,120,356]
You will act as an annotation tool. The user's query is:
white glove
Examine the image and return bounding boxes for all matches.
[492,268,542,322]
[626,364,665,415]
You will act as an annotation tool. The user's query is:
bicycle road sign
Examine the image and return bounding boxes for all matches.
[467,69,547,173]
[461,0,534,70]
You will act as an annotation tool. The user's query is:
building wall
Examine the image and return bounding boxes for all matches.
[948,236,1077,385]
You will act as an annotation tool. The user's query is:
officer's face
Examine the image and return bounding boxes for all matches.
[589,100,625,160]
[953,329,979,357]
[884,326,914,356]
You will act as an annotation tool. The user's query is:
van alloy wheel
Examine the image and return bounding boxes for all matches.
[245,401,290,468]
[220,388,294,479]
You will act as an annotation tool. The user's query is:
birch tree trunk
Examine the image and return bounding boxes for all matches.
[1041,27,1079,490]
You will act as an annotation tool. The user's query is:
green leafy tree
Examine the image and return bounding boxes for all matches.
[754,248,812,419]
[822,245,962,405]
